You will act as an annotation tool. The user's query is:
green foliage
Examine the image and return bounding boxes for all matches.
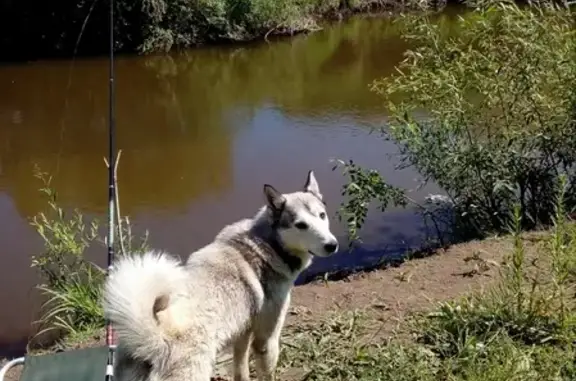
[413,177,576,369]
[29,167,149,343]
[2,0,424,58]
[36,265,105,338]
[334,159,407,243]
[139,0,342,52]
[340,0,576,240]
[280,311,440,380]
[30,168,105,337]
[280,310,575,380]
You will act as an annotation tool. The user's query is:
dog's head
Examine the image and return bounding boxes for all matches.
[263,170,339,257]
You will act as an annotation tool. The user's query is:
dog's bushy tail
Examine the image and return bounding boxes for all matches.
[103,250,187,365]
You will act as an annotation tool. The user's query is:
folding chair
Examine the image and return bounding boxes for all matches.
[0,346,109,381]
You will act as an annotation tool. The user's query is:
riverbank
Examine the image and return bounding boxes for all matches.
[0,0,453,62]
[4,224,574,380]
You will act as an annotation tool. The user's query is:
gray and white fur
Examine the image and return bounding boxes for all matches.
[103,170,339,381]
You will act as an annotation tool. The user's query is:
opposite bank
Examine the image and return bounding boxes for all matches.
[0,0,448,62]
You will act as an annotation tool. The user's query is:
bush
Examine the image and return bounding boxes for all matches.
[338,0,576,242]
[138,0,327,52]
[29,167,149,344]
[3,0,427,58]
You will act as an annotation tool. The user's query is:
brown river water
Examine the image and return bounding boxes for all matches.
[0,10,464,355]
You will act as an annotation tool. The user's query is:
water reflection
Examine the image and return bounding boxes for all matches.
[0,12,467,353]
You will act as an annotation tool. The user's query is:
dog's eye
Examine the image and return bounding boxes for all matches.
[295,222,308,230]
[319,212,326,220]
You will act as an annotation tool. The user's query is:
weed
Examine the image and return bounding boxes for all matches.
[29,166,148,346]
[279,311,439,381]
[338,0,576,242]
[411,177,576,375]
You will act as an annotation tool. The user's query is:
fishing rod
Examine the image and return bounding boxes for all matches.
[105,0,117,377]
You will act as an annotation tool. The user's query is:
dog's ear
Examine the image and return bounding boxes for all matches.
[263,184,286,211]
[304,170,322,201]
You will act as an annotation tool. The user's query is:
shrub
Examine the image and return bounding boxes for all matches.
[30,167,149,343]
[3,0,410,58]
[338,0,576,242]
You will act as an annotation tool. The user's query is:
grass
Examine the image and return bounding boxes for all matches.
[277,180,576,381]
[35,266,105,340]
[28,166,148,350]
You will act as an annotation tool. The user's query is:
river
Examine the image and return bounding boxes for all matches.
[0,10,463,355]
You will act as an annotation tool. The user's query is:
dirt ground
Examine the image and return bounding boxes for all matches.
[1,232,545,381]
[287,235,520,330]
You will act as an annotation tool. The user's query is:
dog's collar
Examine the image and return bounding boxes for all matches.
[268,234,303,273]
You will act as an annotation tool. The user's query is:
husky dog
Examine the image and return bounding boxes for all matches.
[103,170,339,381]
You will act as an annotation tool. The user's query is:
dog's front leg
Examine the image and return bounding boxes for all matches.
[233,331,252,381]
[252,295,290,381]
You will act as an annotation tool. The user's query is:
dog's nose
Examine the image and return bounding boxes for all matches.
[323,243,338,254]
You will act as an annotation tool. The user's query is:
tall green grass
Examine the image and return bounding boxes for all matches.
[29,167,149,347]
